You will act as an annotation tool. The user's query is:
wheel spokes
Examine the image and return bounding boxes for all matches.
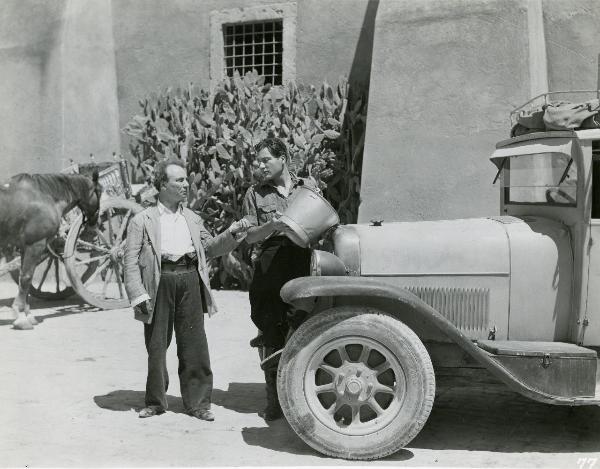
[102,268,114,297]
[64,200,142,309]
[319,364,339,377]
[374,383,395,394]
[113,262,125,298]
[95,229,113,249]
[76,239,110,254]
[337,345,350,363]
[74,253,110,266]
[306,337,409,436]
[374,360,391,375]
[350,404,361,424]
[105,207,115,242]
[83,258,111,286]
[315,383,335,394]
[74,209,129,301]
[367,397,385,416]
[115,209,132,242]
[37,257,53,289]
[327,400,343,416]
[358,344,371,364]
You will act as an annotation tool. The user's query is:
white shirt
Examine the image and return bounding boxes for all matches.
[130,201,194,307]
[157,201,195,259]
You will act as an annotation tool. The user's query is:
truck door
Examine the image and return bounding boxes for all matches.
[585,151,600,345]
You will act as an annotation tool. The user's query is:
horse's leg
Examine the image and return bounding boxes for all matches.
[12,240,46,330]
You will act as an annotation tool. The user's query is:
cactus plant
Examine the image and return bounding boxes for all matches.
[123,71,367,289]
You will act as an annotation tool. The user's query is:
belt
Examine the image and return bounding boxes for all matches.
[161,261,198,272]
[161,253,198,272]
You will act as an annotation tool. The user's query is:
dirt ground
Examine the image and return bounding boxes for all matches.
[0,279,599,468]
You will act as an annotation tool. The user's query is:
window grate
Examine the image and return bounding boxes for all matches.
[223,20,283,85]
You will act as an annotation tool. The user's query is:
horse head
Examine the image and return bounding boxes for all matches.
[79,170,102,226]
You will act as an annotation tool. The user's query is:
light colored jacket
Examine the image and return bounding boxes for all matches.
[124,205,238,323]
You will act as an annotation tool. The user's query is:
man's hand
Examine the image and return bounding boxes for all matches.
[271,212,293,234]
[229,218,252,235]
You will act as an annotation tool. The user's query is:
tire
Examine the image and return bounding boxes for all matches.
[277,306,435,460]
[64,198,142,310]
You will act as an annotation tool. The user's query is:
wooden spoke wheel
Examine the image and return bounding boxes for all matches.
[10,239,74,300]
[64,198,142,310]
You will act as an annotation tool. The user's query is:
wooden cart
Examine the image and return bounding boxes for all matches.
[11,158,143,309]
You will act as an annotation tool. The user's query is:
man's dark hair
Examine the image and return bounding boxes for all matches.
[254,137,290,163]
[153,157,186,191]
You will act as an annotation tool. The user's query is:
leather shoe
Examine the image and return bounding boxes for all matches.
[138,407,165,418]
[191,409,215,421]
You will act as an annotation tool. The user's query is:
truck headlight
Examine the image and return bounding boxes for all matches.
[310,250,347,276]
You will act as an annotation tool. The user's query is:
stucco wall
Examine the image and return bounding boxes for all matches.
[544,0,600,91]
[61,0,121,164]
[0,0,65,175]
[359,0,600,223]
[0,0,121,175]
[112,0,375,150]
[5,0,599,214]
[359,0,531,223]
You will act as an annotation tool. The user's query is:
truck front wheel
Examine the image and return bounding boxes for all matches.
[277,306,435,460]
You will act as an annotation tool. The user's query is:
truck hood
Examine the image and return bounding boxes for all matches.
[354,217,515,276]
[341,216,572,342]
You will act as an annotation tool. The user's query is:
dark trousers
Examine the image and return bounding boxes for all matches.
[143,269,212,413]
[249,242,311,349]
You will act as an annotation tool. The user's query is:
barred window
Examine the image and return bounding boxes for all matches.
[223,20,283,85]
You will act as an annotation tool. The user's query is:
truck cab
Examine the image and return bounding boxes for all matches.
[492,129,600,347]
[274,109,600,460]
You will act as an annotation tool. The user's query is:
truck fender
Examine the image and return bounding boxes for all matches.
[280,276,589,405]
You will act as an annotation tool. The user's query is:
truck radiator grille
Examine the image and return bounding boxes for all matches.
[405,286,489,332]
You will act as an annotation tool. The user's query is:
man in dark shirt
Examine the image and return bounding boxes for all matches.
[242,137,315,420]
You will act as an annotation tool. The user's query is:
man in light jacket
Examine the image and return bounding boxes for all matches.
[124,158,249,421]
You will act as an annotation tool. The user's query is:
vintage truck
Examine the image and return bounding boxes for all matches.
[275,97,600,460]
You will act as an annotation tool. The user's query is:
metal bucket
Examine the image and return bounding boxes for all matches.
[280,186,340,248]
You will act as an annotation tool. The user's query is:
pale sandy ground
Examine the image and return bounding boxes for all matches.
[0,279,599,468]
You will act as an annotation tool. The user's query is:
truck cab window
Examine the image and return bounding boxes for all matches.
[503,152,577,206]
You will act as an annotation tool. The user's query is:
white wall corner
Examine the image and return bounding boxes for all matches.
[527,0,549,97]
[209,2,297,91]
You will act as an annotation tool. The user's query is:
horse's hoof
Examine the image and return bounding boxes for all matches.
[12,318,34,330]
[26,315,39,326]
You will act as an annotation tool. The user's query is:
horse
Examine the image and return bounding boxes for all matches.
[0,172,102,329]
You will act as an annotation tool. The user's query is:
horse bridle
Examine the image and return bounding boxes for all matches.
[80,182,102,226]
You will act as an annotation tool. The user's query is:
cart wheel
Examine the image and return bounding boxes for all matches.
[10,251,74,300]
[10,235,74,300]
[64,198,142,310]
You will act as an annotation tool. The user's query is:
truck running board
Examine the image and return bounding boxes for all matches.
[477,340,598,401]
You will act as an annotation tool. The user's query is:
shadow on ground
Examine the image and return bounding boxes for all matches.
[0,293,86,310]
[218,380,600,459]
[240,415,414,461]
[410,383,600,453]
[212,382,414,460]
[0,298,100,326]
[93,390,186,414]
[96,381,600,458]
[212,382,264,414]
